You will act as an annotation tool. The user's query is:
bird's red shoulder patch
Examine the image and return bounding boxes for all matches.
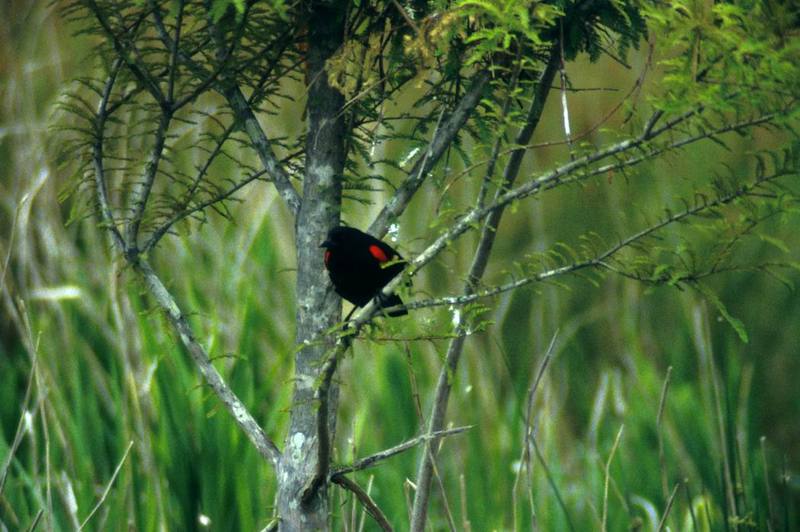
[324,250,331,266]
[368,244,389,263]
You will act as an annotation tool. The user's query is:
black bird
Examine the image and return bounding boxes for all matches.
[320,226,407,317]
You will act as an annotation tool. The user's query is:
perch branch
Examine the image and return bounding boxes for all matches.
[390,166,796,313]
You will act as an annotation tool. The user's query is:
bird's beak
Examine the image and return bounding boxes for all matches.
[320,239,332,248]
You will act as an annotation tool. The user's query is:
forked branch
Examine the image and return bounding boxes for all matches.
[91,66,282,468]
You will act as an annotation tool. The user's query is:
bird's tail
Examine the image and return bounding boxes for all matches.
[380,293,407,317]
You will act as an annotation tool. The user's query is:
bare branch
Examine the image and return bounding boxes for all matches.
[368,71,491,238]
[133,258,282,467]
[331,475,393,532]
[330,426,473,477]
[126,110,172,249]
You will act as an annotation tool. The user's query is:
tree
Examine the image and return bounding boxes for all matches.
[47,0,798,529]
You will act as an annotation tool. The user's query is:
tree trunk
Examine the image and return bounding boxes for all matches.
[276,2,346,530]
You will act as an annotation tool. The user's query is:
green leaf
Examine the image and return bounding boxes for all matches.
[694,283,749,343]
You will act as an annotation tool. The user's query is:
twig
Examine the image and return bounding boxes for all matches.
[143,168,268,253]
[223,85,302,217]
[92,60,127,252]
[331,426,472,477]
[85,0,164,105]
[331,475,393,531]
[368,70,490,238]
[126,110,172,248]
[79,440,134,530]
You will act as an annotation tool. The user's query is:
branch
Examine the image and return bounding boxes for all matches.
[85,0,165,105]
[330,426,473,477]
[126,109,172,249]
[301,352,339,504]
[410,48,561,530]
[147,0,301,218]
[208,7,302,219]
[222,85,301,217]
[391,166,796,313]
[367,70,491,238]
[134,257,282,467]
[92,70,282,469]
[331,475,393,532]
[331,107,785,348]
[93,59,127,252]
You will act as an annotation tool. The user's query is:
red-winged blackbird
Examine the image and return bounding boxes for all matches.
[321,226,408,317]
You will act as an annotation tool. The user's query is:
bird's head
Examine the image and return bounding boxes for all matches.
[320,226,357,250]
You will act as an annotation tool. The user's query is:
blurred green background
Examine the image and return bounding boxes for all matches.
[1,1,798,530]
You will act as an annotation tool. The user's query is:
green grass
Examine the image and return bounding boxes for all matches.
[1,3,799,531]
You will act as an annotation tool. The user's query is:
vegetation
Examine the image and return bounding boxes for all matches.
[1,0,799,530]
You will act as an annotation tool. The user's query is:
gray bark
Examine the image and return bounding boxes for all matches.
[277,2,346,529]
